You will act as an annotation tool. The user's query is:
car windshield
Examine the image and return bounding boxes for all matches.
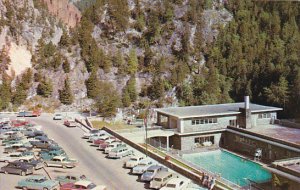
[139,163,147,166]
[56,114,61,116]
[108,145,115,147]
[154,178,162,182]
[130,158,138,161]
[147,170,155,173]
[91,130,99,134]
[87,183,97,188]
[166,184,176,188]
[37,178,47,183]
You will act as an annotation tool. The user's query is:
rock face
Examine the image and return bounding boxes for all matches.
[42,0,81,28]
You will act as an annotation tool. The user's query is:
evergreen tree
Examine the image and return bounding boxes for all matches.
[0,74,11,110]
[127,49,138,75]
[59,29,70,47]
[264,76,289,108]
[62,58,70,73]
[85,70,100,99]
[59,77,73,105]
[122,89,131,107]
[37,77,53,98]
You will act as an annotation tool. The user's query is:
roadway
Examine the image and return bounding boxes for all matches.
[0,114,146,190]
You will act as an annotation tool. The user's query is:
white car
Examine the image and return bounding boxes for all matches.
[124,155,145,168]
[104,142,126,154]
[0,152,25,162]
[83,129,102,139]
[71,180,106,190]
[131,158,157,175]
[88,134,110,143]
[160,178,191,190]
[44,156,78,168]
[53,113,63,120]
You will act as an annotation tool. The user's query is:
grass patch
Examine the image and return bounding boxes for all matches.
[91,120,136,130]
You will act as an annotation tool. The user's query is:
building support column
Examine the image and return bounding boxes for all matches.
[166,136,169,151]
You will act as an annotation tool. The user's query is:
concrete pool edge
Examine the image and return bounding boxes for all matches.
[182,148,272,187]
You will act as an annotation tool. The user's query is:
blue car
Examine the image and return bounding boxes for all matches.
[17,175,59,190]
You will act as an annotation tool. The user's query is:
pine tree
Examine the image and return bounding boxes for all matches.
[264,76,289,108]
[62,58,70,73]
[59,77,73,105]
[37,77,53,98]
[122,89,131,107]
[0,74,11,110]
[59,29,70,47]
[127,49,138,75]
[85,70,100,99]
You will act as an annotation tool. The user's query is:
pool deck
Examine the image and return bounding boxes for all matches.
[246,124,300,147]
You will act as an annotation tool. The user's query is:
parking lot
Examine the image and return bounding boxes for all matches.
[0,114,147,190]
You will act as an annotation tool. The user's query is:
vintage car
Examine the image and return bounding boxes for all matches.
[4,143,33,153]
[53,113,63,120]
[40,149,66,160]
[141,165,168,182]
[82,129,102,139]
[87,133,109,143]
[55,174,88,185]
[44,156,78,168]
[97,139,120,150]
[0,125,12,134]
[107,146,134,159]
[0,131,21,140]
[0,152,26,162]
[124,155,145,168]
[19,156,44,170]
[160,177,191,190]
[18,110,41,117]
[17,175,59,190]
[30,139,57,149]
[93,136,116,147]
[104,142,126,154]
[1,161,34,176]
[131,159,157,175]
[2,138,28,146]
[60,180,106,190]
[150,171,177,189]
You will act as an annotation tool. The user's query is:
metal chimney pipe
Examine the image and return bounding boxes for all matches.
[245,96,250,109]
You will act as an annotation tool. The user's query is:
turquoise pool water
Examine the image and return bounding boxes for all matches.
[182,150,271,186]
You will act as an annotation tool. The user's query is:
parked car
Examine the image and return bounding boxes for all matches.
[40,149,66,160]
[60,180,106,190]
[11,119,30,127]
[160,177,191,190]
[53,113,63,120]
[0,152,28,162]
[55,174,87,185]
[97,139,120,150]
[104,142,126,154]
[44,156,78,168]
[22,128,38,137]
[17,175,59,190]
[87,133,109,143]
[82,129,102,139]
[30,139,57,149]
[132,159,157,175]
[93,137,116,147]
[0,125,12,134]
[108,146,134,159]
[4,143,33,153]
[64,118,77,127]
[141,165,168,182]
[2,138,28,146]
[124,155,145,168]
[27,130,47,138]
[18,156,44,170]
[18,110,41,117]
[149,171,176,189]
[1,161,34,176]
[0,131,20,140]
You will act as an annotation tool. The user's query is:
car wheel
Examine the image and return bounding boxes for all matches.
[4,160,8,163]
[22,186,28,190]
[4,170,8,174]
[44,162,48,167]
[62,165,66,169]
[21,171,26,176]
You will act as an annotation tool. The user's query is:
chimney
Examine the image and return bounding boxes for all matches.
[244,96,250,109]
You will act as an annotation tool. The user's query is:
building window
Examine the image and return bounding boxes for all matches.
[258,113,271,119]
[191,118,218,125]
[194,136,215,145]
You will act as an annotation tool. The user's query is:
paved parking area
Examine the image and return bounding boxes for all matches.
[0,115,147,190]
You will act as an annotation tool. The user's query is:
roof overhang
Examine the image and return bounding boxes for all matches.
[264,166,300,183]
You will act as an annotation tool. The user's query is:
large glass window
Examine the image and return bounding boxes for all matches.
[194,136,215,144]
[258,113,271,119]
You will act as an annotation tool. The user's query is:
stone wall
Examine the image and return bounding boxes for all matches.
[221,131,300,163]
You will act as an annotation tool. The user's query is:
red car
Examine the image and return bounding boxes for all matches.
[92,136,116,147]
[64,120,77,128]
[11,120,29,127]
[60,180,106,190]
[97,138,120,150]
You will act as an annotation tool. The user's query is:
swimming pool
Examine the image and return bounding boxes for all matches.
[182,150,271,186]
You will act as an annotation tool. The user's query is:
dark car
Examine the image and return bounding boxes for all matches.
[30,139,57,149]
[4,144,33,153]
[40,149,66,160]
[18,156,44,170]
[27,130,47,138]
[1,161,34,176]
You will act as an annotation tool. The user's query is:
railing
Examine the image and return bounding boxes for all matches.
[115,126,162,133]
